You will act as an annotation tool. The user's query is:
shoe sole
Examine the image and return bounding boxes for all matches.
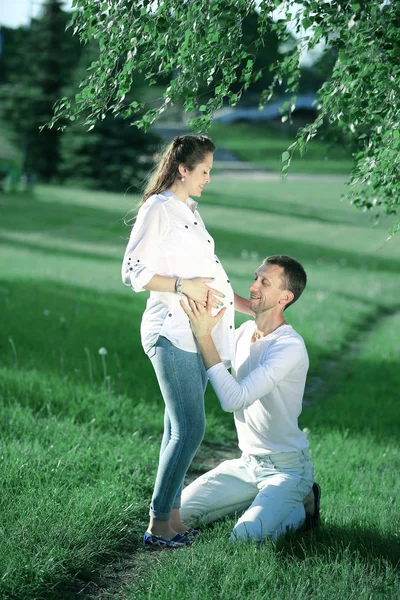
[304,482,321,532]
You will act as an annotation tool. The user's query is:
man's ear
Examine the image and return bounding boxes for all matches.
[281,291,294,306]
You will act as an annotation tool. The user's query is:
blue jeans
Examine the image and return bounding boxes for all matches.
[147,336,208,521]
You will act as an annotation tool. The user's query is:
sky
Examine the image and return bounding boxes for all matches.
[0,0,72,28]
[1,1,300,30]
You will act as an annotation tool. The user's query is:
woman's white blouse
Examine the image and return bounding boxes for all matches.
[122,190,235,362]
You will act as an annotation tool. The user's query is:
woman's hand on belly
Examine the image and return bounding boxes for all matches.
[182,278,225,308]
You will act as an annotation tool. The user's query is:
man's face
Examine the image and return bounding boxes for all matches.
[249,263,289,314]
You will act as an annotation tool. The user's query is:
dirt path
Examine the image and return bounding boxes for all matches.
[152,122,347,183]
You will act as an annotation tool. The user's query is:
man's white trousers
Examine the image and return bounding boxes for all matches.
[181,449,314,542]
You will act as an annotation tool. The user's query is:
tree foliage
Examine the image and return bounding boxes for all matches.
[50,0,400,231]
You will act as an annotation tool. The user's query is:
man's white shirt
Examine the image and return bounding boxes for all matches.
[207,321,310,455]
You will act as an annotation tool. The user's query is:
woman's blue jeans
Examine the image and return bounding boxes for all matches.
[147,335,208,521]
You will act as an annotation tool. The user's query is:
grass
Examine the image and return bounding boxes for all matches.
[0,179,399,599]
[209,122,354,174]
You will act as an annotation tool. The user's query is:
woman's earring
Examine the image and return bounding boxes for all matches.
[181,176,185,182]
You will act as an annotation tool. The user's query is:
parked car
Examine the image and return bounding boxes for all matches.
[213,94,317,124]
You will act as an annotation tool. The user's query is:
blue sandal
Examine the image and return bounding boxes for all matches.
[143,531,195,548]
[185,527,200,537]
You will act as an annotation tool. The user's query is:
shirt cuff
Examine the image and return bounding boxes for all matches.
[130,266,157,292]
[206,362,227,378]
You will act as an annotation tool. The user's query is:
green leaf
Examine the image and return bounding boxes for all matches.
[38,0,400,228]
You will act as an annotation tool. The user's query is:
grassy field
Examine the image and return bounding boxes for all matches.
[209,122,353,174]
[0,179,399,600]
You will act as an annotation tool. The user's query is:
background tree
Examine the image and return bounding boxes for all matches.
[0,26,27,186]
[49,0,400,232]
[0,26,28,86]
[60,113,159,192]
[0,0,82,181]
[0,0,159,189]
[58,38,159,192]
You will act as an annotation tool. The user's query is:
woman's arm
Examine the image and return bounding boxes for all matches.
[234,293,254,316]
[122,203,223,306]
[144,275,223,307]
[143,275,176,293]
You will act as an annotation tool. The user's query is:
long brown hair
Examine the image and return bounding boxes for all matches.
[139,134,215,207]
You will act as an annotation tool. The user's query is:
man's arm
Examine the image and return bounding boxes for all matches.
[206,342,305,412]
[196,336,222,370]
[180,292,225,370]
[180,293,306,412]
[234,293,254,316]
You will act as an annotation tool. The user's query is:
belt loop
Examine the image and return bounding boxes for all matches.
[265,454,273,467]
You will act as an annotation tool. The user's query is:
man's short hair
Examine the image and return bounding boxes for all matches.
[263,255,307,309]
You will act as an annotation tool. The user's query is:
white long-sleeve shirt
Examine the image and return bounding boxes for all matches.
[122,190,235,361]
[207,321,310,455]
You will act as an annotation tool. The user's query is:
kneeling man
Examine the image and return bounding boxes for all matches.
[180,255,320,542]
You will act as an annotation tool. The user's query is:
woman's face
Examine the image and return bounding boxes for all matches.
[181,152,213,198]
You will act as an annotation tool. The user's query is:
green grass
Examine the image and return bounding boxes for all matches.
[0,180,399,599]
[209,122,354,174]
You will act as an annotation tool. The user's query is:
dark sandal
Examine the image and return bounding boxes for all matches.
[143,531,195,548]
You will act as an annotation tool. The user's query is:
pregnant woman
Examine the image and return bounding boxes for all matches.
[122,134,251,548]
